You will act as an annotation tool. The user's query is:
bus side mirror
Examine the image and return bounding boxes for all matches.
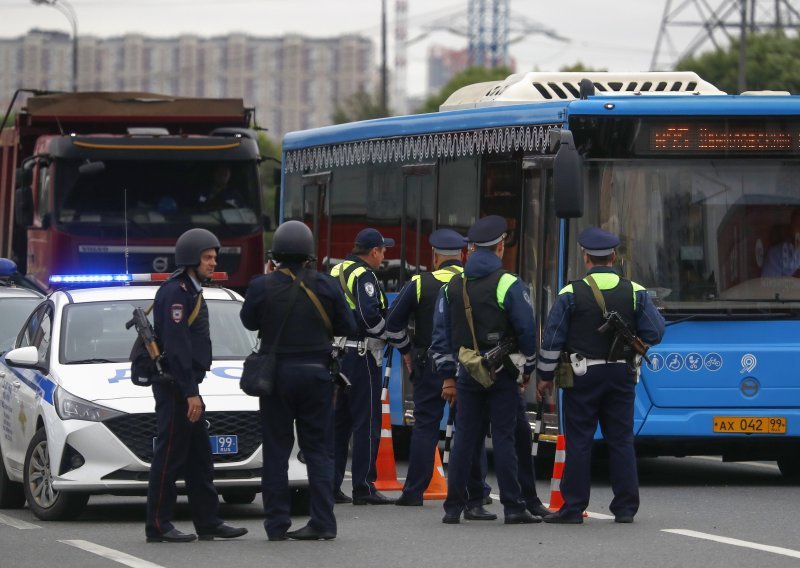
[553,130,584,218]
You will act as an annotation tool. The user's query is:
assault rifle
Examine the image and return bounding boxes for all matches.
[126,307,172,385]
[481,338,519,380]
[598,310,653,366]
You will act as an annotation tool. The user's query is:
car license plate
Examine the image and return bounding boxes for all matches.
[210,435,238,454]
[713,416,787,434]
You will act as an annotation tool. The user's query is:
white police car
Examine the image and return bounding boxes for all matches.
[0,274,308,521]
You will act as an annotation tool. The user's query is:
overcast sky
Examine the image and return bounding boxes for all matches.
[3,0,704,96]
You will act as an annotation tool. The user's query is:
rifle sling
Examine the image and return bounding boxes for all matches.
[585,274,607,316]
[461,276,481,352]
[279,268,333,337]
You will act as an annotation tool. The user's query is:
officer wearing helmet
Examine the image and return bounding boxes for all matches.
[146,228,247,543]
[240,220,356,541]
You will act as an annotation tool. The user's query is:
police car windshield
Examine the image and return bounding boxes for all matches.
[61,299,257,364]
[570,159,800,314]
[0,297,41,354]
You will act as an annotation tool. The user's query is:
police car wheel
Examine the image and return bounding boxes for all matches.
[221,490,257,505]
[777,455,800,479]
[23,429,89,521]
[0,446,26,509]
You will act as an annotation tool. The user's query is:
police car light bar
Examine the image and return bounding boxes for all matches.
[49,272,229,285]
[49,274,133,284]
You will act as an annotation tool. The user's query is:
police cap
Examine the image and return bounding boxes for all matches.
[355,228,395,249]
[429,228,466,255]
[467,215,507,247]
[578,227,620,256]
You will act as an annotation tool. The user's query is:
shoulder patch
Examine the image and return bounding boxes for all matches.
[171,303,184,323]
[364,282,376,297]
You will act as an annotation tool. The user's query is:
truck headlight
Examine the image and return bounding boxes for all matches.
[55,387,124,422]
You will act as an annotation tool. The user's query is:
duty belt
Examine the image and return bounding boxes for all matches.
[342,338,385,356]
[585,358,627,367]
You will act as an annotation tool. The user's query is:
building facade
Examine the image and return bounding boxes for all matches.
[0,29,375,139]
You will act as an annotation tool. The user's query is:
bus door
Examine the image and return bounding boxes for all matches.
[522,155,561,444]
[397,163,436,290]
[479,157,523,272]
[301,171,332,271]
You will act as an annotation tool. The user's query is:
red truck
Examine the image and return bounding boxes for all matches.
[0,91,266,290]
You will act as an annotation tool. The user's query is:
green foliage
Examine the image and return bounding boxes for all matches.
[257,131,282,246]
[676,31,800,93]
[414,66,513,114]
[558,62,607,73]
[332,90,391,124]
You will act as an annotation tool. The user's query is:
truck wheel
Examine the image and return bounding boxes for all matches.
[23,429,89,521]
[777,455,800,479]
[221,490,257,504]
[0,447,26,509]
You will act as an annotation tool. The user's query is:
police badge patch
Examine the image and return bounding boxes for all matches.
[171,303,184,323]
[364,282,376,297]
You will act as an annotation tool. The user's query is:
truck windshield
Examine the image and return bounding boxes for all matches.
[568,159,800,313]
[54,159,261,239]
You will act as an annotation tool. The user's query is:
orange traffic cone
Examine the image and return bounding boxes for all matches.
[547,434,567,512]
[373,389,403,491]
[423,449,448,500]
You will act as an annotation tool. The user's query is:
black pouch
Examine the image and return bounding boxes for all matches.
[240,352,277,397]
[129,336,157,387]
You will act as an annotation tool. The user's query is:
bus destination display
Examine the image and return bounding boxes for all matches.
[646,122,798,154]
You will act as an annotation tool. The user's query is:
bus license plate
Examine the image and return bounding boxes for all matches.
[713,416,787,434]
[210,435,238,454]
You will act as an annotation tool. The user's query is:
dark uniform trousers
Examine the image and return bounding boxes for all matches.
[560,363,639,518]
[260,356,336,538]
[334,348,382,497]
[443,370,526,516]
[146,383,221,536]
[405,355,485,500]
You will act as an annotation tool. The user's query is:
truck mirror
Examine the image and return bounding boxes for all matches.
[14,186,34,227]
[553,130,584,219]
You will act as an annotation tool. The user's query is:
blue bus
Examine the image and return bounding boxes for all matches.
[281,71,800,477]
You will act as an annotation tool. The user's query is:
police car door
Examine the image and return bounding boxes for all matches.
[9,304,55,465]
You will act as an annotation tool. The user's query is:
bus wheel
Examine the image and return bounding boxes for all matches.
[23,429,89,521]
[0,446,26,509]
[777,455,800,479]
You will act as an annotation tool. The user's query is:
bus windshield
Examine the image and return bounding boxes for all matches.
[569,159,800,312]
[54,159,261,239]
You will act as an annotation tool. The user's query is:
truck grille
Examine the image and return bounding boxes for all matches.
[104,411,261,464]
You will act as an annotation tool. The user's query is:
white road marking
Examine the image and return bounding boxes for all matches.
[663,529,800,559]
[687,456,779,470]
[60,540,167,568]
[0,512,40,529]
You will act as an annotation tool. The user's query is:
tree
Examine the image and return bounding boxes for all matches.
[558,62,606,73]
[414,66,513,114]
[332,89,391,124]
[676,31,800,94]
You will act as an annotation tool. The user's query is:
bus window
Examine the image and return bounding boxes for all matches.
[437,155,478,234]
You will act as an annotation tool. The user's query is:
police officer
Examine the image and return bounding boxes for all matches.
[536,227,665,524]
[431,215,539,525]
[146,228,247,543]
[330,228,396,505]
[386,229,485,507]
[240,221,356,540]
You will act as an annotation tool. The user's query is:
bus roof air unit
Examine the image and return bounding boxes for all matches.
[440,72,724,111]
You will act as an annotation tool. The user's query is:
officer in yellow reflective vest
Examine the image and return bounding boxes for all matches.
[537,227,665,524]
[330,228,396,505]
[386,228,486,506]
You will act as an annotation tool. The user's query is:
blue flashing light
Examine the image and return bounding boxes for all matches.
[0,258,19,277]
[49,273,133,285]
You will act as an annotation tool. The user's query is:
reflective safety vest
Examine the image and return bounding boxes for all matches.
[330,259,388,311]
[447,269,517,351]
[411,264,462,348]
[563,272,639,360]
